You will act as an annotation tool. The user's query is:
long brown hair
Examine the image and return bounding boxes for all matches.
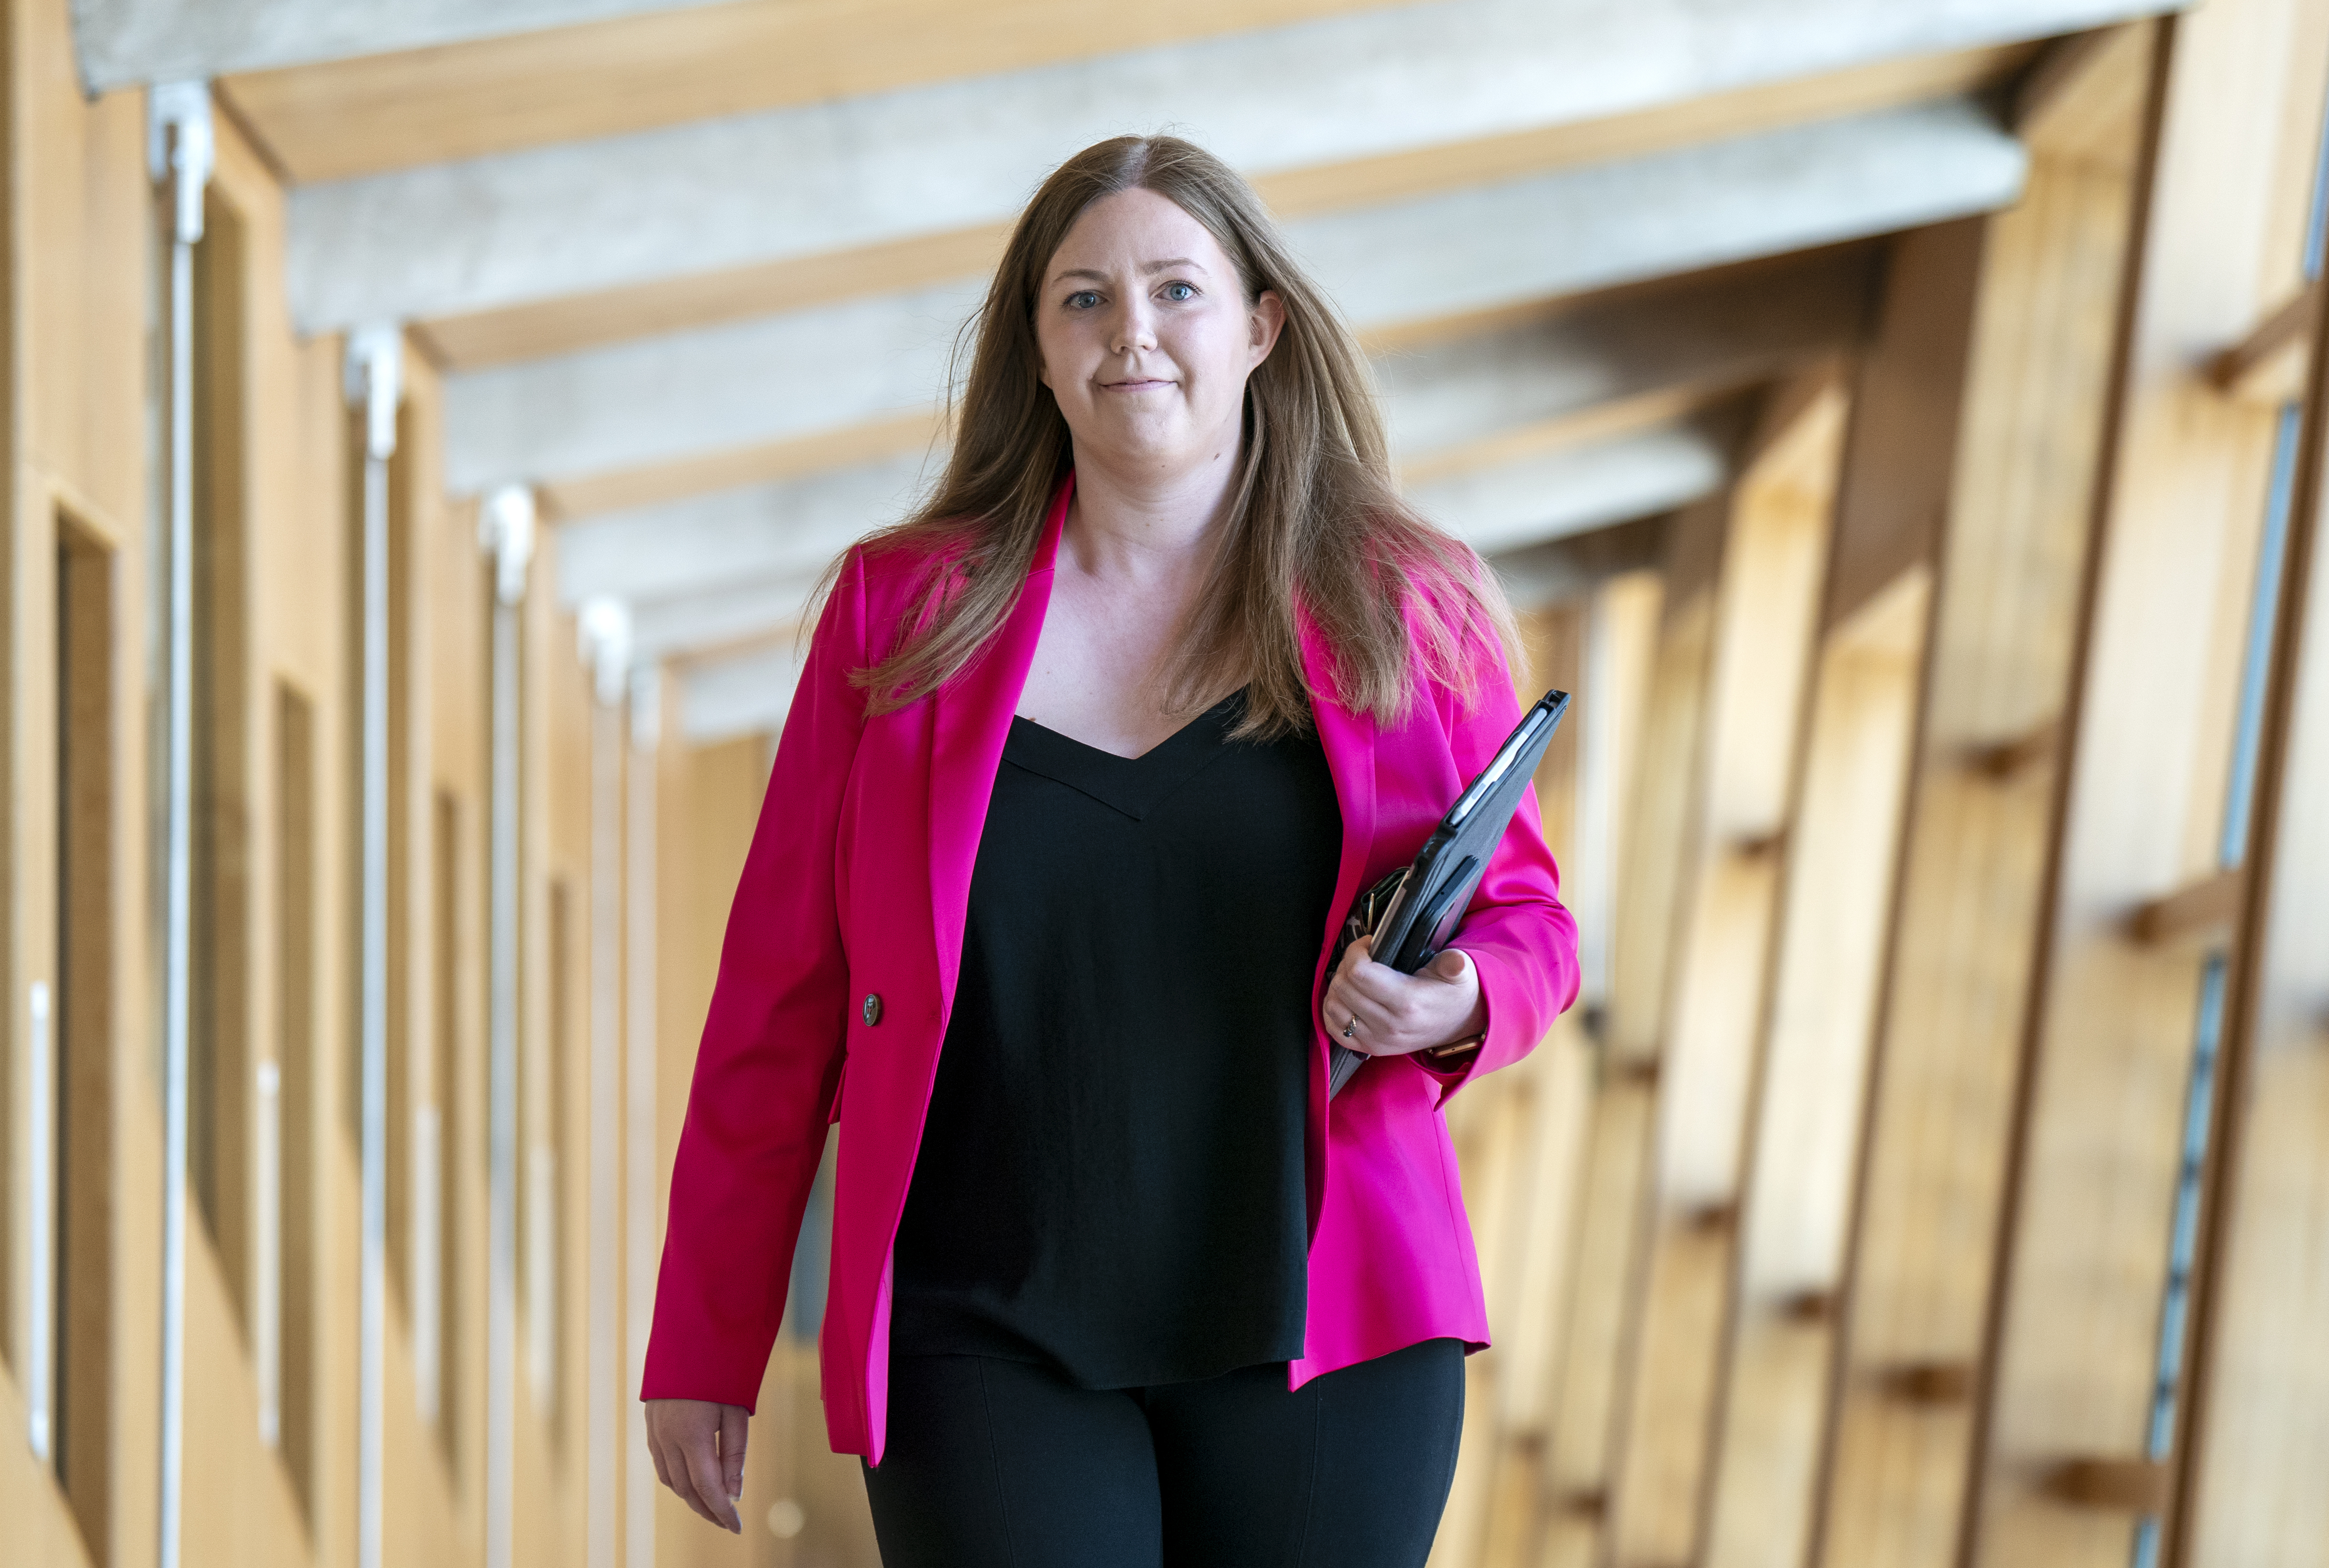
[846,134,1513,737]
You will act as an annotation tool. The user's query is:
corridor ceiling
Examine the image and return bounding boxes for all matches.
[70,0,2180,740]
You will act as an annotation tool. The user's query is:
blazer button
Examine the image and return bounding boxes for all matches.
[861,993,883,1026]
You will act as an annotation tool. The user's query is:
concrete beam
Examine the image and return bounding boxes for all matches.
[288,0,2166,333]
[553,249,1859,628]
[1410,422,1732,557]
[446,103,1984,494]
[679,643,803,745]
[556,457,934,610]
[69,0,711,89]
[593,409,1725,677]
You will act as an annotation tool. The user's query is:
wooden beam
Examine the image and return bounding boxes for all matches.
[1958,6,2329,1560]
[403,44,2028,371]
[1539,505,1724,1568]
[1967,718,2062,781]
[2206,280,2319,405]
[2127,868,2246,947]
[217,0,1412,184]
[2045,1458,2174,1512]
[1700,565,1930,1568]
[1822,225,1985,631]
[1881,1361,1979,1406]
[2175,196,2329,1559]
[2015,24,2155,170]
[1810,27,2162,1568]
[1603,371,1845,1568]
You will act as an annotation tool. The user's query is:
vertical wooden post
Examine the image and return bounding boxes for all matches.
[1964,3,2329,1564]
[1536,497,1726,1568]
[1810,25,2163,1568]
[1602,376,1846,1567]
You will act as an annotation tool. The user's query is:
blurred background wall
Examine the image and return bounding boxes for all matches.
[3,0,2327,1565]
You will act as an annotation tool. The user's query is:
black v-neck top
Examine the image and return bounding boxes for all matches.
[889,689,1344,1388]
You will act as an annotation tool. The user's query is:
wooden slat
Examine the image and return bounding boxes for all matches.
[1537,505,1725,1568]
[1602,374,1844,1567]
[404,43,2032,371]
[1811,27,2163,1568]
[1702,567,1930,1568]
[2126,867,2246,947]
[2178,262,2329,1568]
[1961,5,2327,1562]
[217,0,1412,184]
[2206,280,2319,405]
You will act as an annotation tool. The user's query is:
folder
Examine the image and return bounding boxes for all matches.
[1328,688,1571,1098]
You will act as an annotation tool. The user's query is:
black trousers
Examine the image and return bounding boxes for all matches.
[862,1338,1465,1568]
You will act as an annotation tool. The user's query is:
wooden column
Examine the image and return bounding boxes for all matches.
[1956,2,2329,1563]
[1538,500,1724,1568]
[1811,25,2165,1568]
[1701,559,1930,1568]
[2175,124,2329,1568]
[1601,376,1846,1567]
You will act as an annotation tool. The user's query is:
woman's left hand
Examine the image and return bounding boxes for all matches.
[1323,934,1487,1057]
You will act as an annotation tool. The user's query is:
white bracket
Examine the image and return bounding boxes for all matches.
[344,324,403,463]
[480,485,537,607]
[148,80,212,246]
[578,597,634,709]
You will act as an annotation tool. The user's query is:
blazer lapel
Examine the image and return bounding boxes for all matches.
[925,476,1071,1009]
[1301,615,1377,1153]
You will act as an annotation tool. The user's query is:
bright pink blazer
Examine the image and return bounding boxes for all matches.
[643,478,1578,1462]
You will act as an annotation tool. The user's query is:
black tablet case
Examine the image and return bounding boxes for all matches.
[1326,689,1571,1098]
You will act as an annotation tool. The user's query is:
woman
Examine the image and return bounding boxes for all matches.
[643,135,1578,1567]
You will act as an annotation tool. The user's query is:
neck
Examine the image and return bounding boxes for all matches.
[1061,432,1245,582]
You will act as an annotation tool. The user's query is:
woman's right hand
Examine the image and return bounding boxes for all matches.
[645,1397,749,1533]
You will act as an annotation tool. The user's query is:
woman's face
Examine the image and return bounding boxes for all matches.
[1034,187,1285,481]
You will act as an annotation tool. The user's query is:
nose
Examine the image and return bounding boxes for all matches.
[1109,294,1158,356]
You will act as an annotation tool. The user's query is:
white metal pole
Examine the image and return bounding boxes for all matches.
[579,600,630,1568]
[148,78,211,1568]
[625,662,661,1568]
[482,485,535,1568]
[345,321,402,1568]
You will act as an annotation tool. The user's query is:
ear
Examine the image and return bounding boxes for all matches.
[1248,289,1287,367]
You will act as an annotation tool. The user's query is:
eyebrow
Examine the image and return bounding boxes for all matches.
[1050,257,1210,285]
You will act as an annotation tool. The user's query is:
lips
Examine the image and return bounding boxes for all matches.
[1101,378,1172,391]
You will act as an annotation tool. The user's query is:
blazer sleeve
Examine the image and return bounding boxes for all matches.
[1428,621,1582,1102]
[641,551,868,1410]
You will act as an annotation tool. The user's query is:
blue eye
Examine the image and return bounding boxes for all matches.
[1162,281,1196,302]
[1067,290,1101,309]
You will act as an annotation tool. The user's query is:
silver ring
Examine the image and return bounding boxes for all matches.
[1342,1014,1359,1040]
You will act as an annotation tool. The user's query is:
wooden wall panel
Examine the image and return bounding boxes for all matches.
[1811,27,2161,1568]
[2181,289,2329,1562]
[1426,602,1597,1568]
[1965,4,2327,1565]
[1603,380,1843,1567]
[1536,500,1723,1568]
[1703,566,1929,1568]
[5,0,164,1558]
